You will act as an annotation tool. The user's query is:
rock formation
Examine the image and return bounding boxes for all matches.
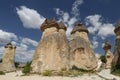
[0,43,16,72]
[112,20,120,69]
[103,41,113,69]
[69,23,97,70]
[31,19,69,72]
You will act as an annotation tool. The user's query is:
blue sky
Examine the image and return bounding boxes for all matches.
[0,0,119,62]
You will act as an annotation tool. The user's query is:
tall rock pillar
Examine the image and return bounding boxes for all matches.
[112,20,120,69]
[31,19,69,72]
[0,43,16,72]
[103,41,113,69]
[69,23,97,70]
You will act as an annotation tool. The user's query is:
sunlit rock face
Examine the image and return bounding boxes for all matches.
[31,19,69,72]
[103,41,113,69]
[0,43,16,72]
[113,20,120,68]
[69,23,98,70]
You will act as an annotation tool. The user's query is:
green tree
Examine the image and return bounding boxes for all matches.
[100,55,107,63]
[22,61,32,74]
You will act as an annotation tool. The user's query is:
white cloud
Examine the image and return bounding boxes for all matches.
[16,6,45,29]
[0,47,4,54]
[85,14,115,39]
[54,0,84,39]
[14,38,38,62]
[98,24,115,39]
[21,38,38,46]
[15,49,34,62]
[92,36,99,49]
[71,0,84,17]
[95,53,101,58]
[68,17,77,27]
[85,15,102,34]
[102,43,105,48]
[0,29,17,44]
[0,29,38,62]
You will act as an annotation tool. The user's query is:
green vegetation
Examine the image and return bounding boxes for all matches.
[41,70,52,76]
[111,62,120,76]
[100,55,107,63]
[22,61,32,74]
[41,70,82,77]
[0,71,5,75]
[41,67,96,77]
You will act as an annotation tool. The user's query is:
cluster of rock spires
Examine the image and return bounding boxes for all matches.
[31,18,98,72]
[0,18,120,73]
[0,43,16,72]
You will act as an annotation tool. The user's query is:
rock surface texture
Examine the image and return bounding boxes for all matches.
[103,41,113,69]
[0,43,16,72]
[112,20,120,68]
[31,19,69,72]
[69,23,97,70]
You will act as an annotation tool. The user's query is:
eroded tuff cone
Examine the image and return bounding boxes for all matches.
[70,23,89,41]
[0,43,16,72]
[112,20,120,68]
[69,22,97,70]
[31,18,69,72]
[103,41,113,69]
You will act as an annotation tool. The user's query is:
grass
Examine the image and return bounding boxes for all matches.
[22,61,32,74]
[111,62,120,76]
[41,70,52,76]
[40,68,96,77]
[0,71,5,75]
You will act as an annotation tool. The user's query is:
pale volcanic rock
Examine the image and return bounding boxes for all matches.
[103,41,113,69]
[31,19,69,72]
[69,23,98,70]
[0,43,16,72]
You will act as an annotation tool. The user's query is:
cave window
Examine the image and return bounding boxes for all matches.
[76,47,85,54]
[107,55,110,58]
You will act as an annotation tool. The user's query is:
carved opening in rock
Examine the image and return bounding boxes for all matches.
[72,65,80,70]
[107,55,110,58]
[75,47,85,54]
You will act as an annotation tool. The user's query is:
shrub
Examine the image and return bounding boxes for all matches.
[0,71,5,75]
[69,70,82,76]
[111,62,120,76]
[22,61,32,74]
[100,55,107,63]
[42,70,52,76]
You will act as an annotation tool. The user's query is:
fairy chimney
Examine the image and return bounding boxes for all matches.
[69,22,97,70]
[0,43,16,72]
[31,18,69,72]
[103,41,113,69]
[112,20,120,69]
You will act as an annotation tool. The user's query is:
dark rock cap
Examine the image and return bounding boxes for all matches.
[71,22,89,34]
[4,42,16,49]
[114,20,120,34]
[58,21,67,31]
[41,18,59,31]
[5,42,13,48]
[103,41,111,50]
